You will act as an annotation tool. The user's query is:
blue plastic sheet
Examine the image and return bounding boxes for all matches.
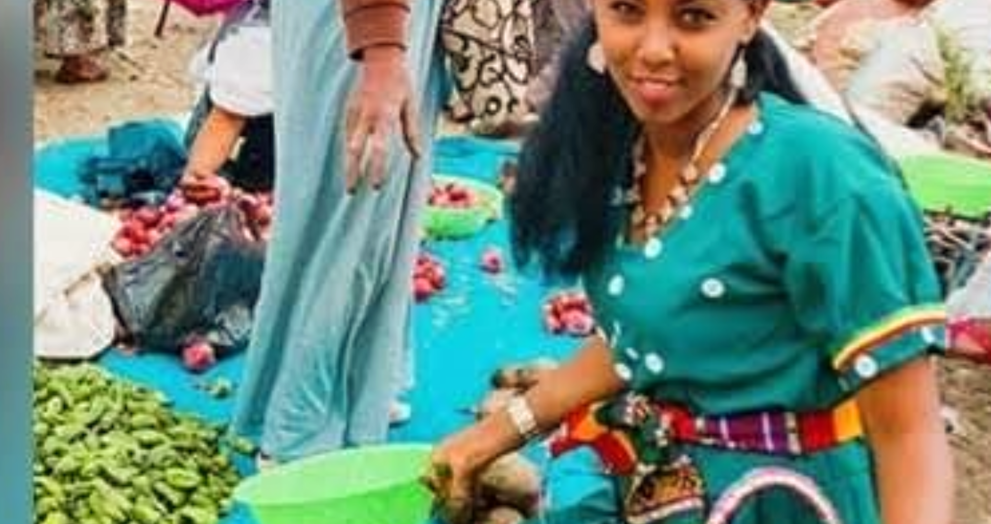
[34,131,609,524]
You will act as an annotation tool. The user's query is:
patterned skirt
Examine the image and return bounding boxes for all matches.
[35,0,127,57]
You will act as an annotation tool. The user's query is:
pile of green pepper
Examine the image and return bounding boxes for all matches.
[34,363,246,524]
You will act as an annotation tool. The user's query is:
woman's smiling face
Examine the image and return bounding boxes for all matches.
[592,0,765,127]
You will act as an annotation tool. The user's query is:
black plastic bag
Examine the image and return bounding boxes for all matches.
[102,203,265,356]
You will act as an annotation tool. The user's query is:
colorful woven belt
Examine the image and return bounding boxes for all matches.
[547,395,864,476]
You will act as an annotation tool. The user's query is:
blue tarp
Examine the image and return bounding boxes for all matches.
[33,127,608,524]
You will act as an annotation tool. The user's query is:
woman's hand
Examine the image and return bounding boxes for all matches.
[424,430,491,524]
[424,337,626,522]
[344,45,421,193]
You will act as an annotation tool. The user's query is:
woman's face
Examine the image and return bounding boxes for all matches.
[592,0,765,127]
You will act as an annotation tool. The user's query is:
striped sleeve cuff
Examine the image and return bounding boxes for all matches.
[830,304,946,391]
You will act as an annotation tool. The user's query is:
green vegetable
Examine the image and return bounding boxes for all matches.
[32,363,241,524]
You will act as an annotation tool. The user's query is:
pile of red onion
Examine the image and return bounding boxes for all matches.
[413,252,447,302]
[428,181,478,209]
[111,180,274,259]
[543,291,595,337]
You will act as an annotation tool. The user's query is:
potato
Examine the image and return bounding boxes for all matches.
[475,506,525,524]
[435,494,477,524]
[477,453,542,517]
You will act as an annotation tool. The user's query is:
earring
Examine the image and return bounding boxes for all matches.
[729,55,748,89]
[587,41,606,75]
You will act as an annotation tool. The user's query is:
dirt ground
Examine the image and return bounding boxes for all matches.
[33,1,216,142]
[32,2,991,523]
[941,361,991,524]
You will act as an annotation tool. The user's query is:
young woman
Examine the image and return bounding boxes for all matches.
[427,1,954,523]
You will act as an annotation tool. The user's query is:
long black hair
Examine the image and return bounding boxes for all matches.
[509,19,806,282]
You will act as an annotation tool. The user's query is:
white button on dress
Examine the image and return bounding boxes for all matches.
[644,238,663,259]
[608,275,626,296]
[614,362,633,382]
[701,278,726,299]
[644,353,665,375]
[708,163,727,184]
[854,355,879,379]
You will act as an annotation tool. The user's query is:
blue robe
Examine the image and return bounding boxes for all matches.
[231,0,446,462]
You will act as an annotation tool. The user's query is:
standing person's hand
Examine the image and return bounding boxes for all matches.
[344,45,422,192]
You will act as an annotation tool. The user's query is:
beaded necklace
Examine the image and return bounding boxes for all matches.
[629,88,739,241]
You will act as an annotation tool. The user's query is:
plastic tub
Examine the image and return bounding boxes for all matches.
[897,152,991,218]
[234,444,433,524]
[424,175,504,239]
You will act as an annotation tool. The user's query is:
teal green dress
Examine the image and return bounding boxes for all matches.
[544,93,945,524]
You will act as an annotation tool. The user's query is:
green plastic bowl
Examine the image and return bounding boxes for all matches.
[424,175,504,239]
[897,152,991,219]
[233,444,433,524]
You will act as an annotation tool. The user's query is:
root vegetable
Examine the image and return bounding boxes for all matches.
[429,181,479,210]
[413,252,446,302]
[477,453,542,517]
[164,193,185,212]
[435,495,475,524]
[111,236,135,257]
[480,247,504,274]
[543,291,595,337]
[110,187,277,260]
[135,207,162,228]
[476,506,525,524]
[182,341,217,373]
[413,277,435,303]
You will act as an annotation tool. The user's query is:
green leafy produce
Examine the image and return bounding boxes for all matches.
[33,362,243,524]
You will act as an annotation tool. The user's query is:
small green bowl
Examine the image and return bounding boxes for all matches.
[424,175,504,240]
[897,152,991,218]
[233,444,433,524]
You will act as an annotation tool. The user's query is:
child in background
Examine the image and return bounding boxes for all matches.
[180,0,274,195]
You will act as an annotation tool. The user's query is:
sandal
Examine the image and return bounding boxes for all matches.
[389,400,412,426]
[54,56,109,84]
[255,451,278,471]
[946,317,991,365]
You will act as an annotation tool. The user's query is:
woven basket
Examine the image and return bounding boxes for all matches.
[924,210,991,294]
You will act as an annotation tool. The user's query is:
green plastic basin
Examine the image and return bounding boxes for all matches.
[233,444,433,524]
[424,175,504,239]
[897,152,991,219]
